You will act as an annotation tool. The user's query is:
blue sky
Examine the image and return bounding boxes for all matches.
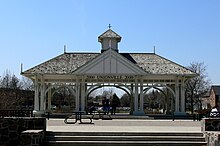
[0,0,220,84]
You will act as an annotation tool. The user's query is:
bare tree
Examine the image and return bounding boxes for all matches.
[102,87,115,98]
[0,70,34,109]
[120,93,130,107]
[0,75,2,87]
[10,75,21,90]
[89,90,98,98]
[21,77,34,90]
[185,62,211,114]
[1,70,11,88]
[0,70,22,89]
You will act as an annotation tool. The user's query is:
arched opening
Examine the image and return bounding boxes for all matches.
[143,86,175,115]
[46,85,76,113]
[85,84,132,115]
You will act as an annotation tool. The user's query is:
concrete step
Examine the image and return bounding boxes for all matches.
[46,131,204,136]
[45,135,205,142]
[44,140,207,146]
[43,131,207,146]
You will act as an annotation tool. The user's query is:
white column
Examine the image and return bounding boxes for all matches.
[180,79,185,112]
[130,83,134,114]
[75,80,80,111]
[47,86,52,111]
[80,78,85,112]
[34,77,39,111]
[175,79,180,113]
[140,79,144,112]
[134,79,139,112]
[40,76,45,112]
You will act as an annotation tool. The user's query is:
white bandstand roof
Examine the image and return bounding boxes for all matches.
[22,48,196,79]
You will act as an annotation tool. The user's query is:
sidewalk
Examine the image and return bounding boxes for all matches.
[47,119,202,132]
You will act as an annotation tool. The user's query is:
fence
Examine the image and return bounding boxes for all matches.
[0,109,33,117]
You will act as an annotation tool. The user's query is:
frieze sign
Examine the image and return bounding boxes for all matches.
[86,75,134,80]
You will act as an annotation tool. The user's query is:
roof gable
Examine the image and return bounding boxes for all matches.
[211,86,220,96]
[74,49,147,75]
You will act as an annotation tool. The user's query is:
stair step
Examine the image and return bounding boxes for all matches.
[44,131,207,146]
[44,140,207,146]
[45,135,205,142]
[46,131,204,137]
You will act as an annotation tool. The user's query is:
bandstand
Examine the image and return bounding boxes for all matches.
[21,28,196,116]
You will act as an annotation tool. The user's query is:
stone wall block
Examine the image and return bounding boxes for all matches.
[1,127,9,135]
[2,120,9,128]
[1,135,9,144]
[0,117,46,146]
[20,130,44,146]
[9,131,18,139]
[9,139,20,146]
[9,123,17,130]
[20,134,32,146]
[205,132,220,146]
[202,118,220,132]
[17,125,26,134]
[202,118,220,145]
[26,120,34,129]
[18,118,25,126]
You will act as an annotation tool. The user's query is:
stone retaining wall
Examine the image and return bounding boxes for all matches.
[20,130,44,146]
[202,118,220,146]
[0,117,46,146]
[201,118,220,132]
[205,131,220,146]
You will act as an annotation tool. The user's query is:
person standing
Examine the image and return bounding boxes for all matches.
[102,97,110,114]
[111,94,120,115]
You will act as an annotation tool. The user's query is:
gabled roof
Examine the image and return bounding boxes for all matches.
[74,49,147,75]
[98,29,121,42]
[211,86,220,96]
[22,51,196,77]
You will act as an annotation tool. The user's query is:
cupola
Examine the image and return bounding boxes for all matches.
[98,27,121,53]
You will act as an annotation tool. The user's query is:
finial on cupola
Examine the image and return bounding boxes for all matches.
[108,24,112,29]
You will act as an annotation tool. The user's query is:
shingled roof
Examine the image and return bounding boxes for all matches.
[22,52,196,76]
[128,53,194,75]
[98,29,121,42]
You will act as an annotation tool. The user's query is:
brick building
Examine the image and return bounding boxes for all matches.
[209,86,220,108]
